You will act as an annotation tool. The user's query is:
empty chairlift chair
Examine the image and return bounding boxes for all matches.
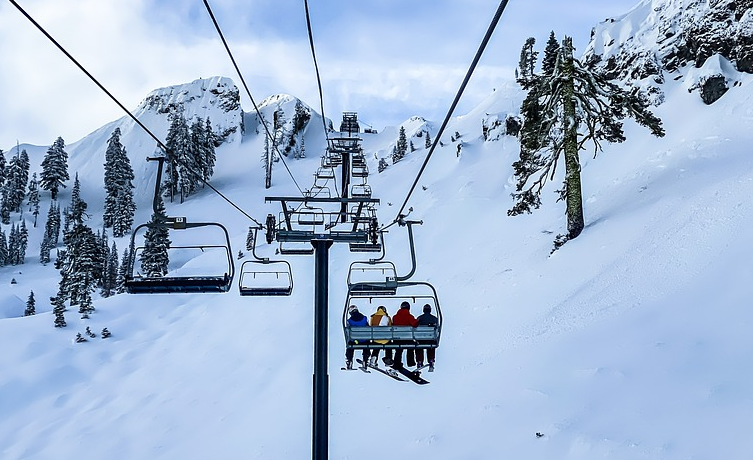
[238,229,293,296]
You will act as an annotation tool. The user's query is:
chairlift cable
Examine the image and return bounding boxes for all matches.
[391,0,510,224]
[9,0,265,227]
[303,0,332,148]
[201,0,306,197]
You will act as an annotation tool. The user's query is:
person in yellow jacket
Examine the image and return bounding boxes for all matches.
[369,305,394,366]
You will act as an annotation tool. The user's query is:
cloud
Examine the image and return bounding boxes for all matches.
[1,0,642,148]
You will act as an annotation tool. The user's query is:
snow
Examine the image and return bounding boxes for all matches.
[3,34,753,460]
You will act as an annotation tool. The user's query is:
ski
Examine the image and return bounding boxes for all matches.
[357,359,405,382]
[391,364,430,385]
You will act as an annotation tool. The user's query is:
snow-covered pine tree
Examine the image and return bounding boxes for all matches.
[44,201,60,246]
[52,294,66,328]
[39,137,69,200]
[0,187,10,224]
[0,229,7,266]
[115,246,131,294]
[395,126,408,162]
[4,148,30,213]
[58,176,100,316]
[7,224,19,265]
[66,174,88,226]
[103,128,136,236]
[39,233,52,265]
[17,220,28,264]
[273,108,287,158]
[0,148,5,189]
[101,241,119,298]
[201,117,217,183]
[291,100,311,158]
[378,157,389,173]
[27,173,40,227]
[164,112,190,202]
[24,291,35,316]
[139,196,171,277]
[509,35,665,247]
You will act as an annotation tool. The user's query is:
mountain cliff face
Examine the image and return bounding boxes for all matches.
[583,0,753,104]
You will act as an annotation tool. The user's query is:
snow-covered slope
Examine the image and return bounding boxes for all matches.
[3,17,753,460]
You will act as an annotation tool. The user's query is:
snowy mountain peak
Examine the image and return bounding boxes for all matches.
[584,0,753,104]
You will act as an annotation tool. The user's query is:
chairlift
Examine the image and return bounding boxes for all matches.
[315,167,336,180]
[306,186,332,199]
[350,184,372,198]
[124,157,235,294]
[352,153,366,167]
[347,260,397,295]
[238,228,293,296]
[349,218,381,253]
[343,281,442,351]
[352,164,368,178]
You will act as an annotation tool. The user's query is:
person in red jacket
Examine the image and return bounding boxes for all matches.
[391,301,418,367]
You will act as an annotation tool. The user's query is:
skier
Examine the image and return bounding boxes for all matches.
[369,305,393,366]
[345,305,370,369]
[391,301,418,368]
[415,304,438,371]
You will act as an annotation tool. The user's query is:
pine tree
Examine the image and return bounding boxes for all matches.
[116,246,131,294]
[424,131,432,150]
[39,233,52,265]
[394,126,408,163]
[378,157,389,173]
[44,201,61,246]
[0,148,5,189]
[40,137,69,200]
[58,178,100,316]
[0,229,7,266]
[139,196,171,277]
[164,112,190,202]
[541,31,560,77]
[66,174,88,225]
[103,128,136,236]
[8,224,19,265]
[24,291,35,316]
[0,187,10,224]
[4,148,30,213]
[17,220,28,264]
[509,35,665,246]
[201,117,217,183]
[27,173,40,227]
[52,294,66,328]
[101,241,119,297]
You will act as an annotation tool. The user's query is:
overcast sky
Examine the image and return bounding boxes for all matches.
[0,0,641,149]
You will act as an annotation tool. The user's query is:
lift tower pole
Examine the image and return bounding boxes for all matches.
[265,195,379,460]
[312,237,333,460]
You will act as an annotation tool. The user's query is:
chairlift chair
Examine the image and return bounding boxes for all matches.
[125,220,235,294]
[238,228,293,296]
[343,281,442,351]
[350,184,372,198]
[124,157,235,294]
[352,164,369,178]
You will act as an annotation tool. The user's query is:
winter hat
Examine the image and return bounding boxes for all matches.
[349,305,359,314]
[377,306,387,314]
[423,304,432,313]
[400,301,410,309]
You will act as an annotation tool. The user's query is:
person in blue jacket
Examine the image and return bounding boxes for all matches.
[345,305,371,369]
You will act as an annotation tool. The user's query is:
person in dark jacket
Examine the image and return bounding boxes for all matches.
[415,303,438,371]
[391,301,418,367]
[345,305,370,369]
